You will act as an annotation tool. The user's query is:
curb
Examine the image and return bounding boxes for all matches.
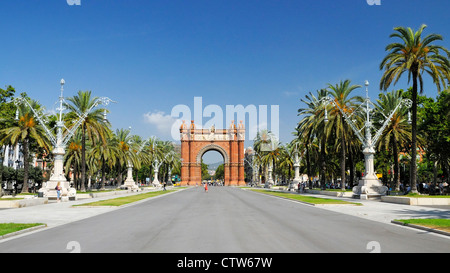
[0,224,47,240]
[391,220,450,237]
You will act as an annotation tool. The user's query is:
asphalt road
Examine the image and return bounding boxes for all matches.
[0,186,449,253]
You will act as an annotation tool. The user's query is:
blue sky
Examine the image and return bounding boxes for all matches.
[1,0,449,163]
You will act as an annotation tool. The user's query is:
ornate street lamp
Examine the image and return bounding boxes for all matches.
[123,134,152,191]
[14,79,115,200]
[321,81,412,198]
[152,151,176,187]
[288,142,303,191]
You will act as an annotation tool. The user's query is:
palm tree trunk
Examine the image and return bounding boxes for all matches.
[393,138,400,191]
[340,118,346,190]
[21,139,29,193]
[348,148,354,189]
[80,124,86,192]
[101,157,106,190]
[320,135,326,189]
[306,144,312,189]
[410,69,419,193]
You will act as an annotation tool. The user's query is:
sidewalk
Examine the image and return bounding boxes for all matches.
[253,187,450,236]
[0,187,167,229]
[308,193,450,225]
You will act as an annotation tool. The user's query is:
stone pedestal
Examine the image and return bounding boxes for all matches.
[352,176,388,199]
[122,162,139,191]
[352,145,387,199]
[289,157,301,191]
[38,181,76,201]
[38,146,76,201]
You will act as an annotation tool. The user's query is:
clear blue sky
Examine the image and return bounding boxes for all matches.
[1,0,449,164]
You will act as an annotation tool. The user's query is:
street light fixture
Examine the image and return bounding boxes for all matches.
[13,79,116,200]
[123,134,152,191]
[321,81,412,198]
[288,142,303,191]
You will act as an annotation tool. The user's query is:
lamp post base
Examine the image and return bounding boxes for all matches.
[123,179,140,191]
[352,177,388,199]
[38,180,77,201]
[288,178,302,191]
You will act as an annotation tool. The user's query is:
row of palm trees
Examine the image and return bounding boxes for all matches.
[250,24,450,193]
[0,91,181,193]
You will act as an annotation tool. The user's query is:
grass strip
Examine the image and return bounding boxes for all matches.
[394,219,450,233]
[405,193,450,198]
[74,189,176,207]
[0,223,45,236]
[249,189,362,205]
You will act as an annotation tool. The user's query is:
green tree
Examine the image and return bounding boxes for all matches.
[215,164,224,180]
[327,80,362,190]
[113,128,139,187]
[419,90,450,186]
[380,24,450,192]
[375,89,412,191]
[88,129,118,190]
[1,98,50,193]
[296,89,329,188]
[65,91,110,192]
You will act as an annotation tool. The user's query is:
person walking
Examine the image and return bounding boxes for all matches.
[204,182,208,193]
[55,182,61,203]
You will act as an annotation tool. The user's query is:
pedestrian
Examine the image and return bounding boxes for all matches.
[163,181,167,191]
[55,182,61,203]
[205,182,208,193]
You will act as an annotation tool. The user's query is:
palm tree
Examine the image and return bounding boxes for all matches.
[278,144,294,183]
[1,99,50,193]
[64,130,82,189]
[114,128,140,187]
[65,91,110,192]
[296,89,329,188]
[327,80,362,190]
[253,129,279,185]
[380,24,450,192]
[88,129,118,190]
[375,90,412,191]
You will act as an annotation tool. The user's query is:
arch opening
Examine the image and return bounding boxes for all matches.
[201,150,225,185]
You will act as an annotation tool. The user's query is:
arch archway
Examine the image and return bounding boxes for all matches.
[179,120,245,186]
[200,148,225,182]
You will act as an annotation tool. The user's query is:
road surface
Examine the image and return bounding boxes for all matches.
[0,187,448,253]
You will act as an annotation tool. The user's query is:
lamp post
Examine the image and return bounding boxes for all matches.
[14,159,21,196]
[288,143,302,191]
[152,151,175,187]
[250,151,263,186]
[322,81,412,198]
[14,79,115,200]
[123,133,151,191]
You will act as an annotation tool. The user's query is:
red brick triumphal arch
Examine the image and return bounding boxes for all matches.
[179,120,245,186]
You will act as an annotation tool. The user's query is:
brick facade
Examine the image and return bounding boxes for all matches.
[180,120,245,186]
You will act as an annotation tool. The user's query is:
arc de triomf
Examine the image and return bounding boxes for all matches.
[179,120,245,186]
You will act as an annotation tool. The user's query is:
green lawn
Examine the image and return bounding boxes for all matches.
[0,223,45,236]
[74,189,177,207]
[249,189,361,205]
[394,219,450,233]
[405,193,450,198]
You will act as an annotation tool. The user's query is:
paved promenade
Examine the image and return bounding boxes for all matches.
[0,186,448,253]
[0,187,449,232]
